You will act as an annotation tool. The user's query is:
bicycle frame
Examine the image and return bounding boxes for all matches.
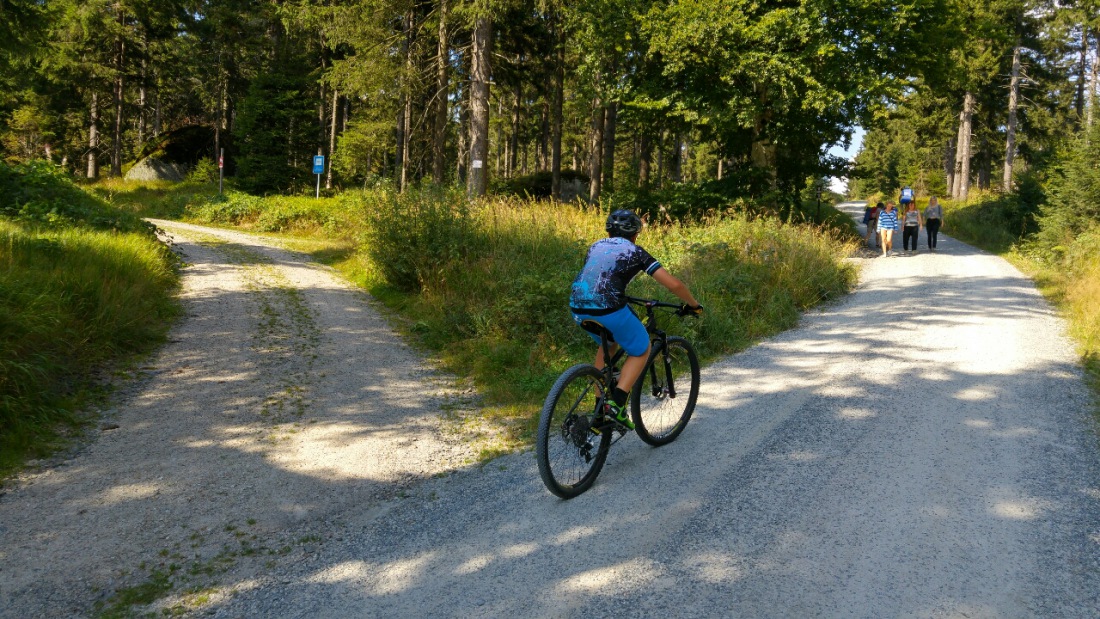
[590,296,681,400]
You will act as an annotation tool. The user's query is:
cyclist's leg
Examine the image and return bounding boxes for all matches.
[593,342,620,372]
[617,349,649,393]
[595,307,650,420]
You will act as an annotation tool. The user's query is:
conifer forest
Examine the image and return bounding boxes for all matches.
[0,0,1097,217]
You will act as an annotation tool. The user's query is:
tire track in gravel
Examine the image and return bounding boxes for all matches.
[0,220,477,618]
[190,204,1100,619]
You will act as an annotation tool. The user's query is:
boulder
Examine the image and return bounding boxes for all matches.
[124,157,188,181]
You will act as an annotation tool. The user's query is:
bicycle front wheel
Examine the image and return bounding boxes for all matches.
[631,336,699,446]
[536,364,612,499]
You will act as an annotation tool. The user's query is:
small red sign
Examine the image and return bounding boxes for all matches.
[218,156,224,169]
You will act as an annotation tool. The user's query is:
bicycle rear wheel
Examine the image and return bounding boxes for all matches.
[536,364,612,499]
[631,336,699,446]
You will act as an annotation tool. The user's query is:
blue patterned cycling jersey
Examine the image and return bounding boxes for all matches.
[570,237,661,315]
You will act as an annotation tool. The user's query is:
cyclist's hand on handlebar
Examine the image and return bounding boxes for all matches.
[677,303,704,317]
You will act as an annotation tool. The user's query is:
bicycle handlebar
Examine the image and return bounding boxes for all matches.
[625,296,683,310]
[625,296,703,318]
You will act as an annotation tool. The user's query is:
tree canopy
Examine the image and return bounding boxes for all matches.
[0,0,1096,211]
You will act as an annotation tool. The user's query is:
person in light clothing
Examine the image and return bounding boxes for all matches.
[901,201,923,253]
[924,196,944,251]
[877,201,899,256]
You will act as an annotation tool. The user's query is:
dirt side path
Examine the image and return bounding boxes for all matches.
[0,221,475,617]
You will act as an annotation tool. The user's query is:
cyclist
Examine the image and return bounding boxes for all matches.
[569,209,703,430]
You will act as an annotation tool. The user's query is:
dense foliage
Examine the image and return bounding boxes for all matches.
[0,0,1009,209]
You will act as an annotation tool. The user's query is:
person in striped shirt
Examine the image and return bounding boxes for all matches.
[877,201,899,256]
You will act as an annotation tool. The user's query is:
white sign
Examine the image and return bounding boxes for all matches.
[471,159,483,169]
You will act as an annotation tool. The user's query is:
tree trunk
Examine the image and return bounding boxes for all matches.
[432,0,449,184]
[944,137,956,196]
[327,89,339,189]
[1076,27,1089,124]
[656,129,664,188]
[111,36,125,177]
[153,74,161,138]
[1088,32,1098,129]
[672,133,683,183]
[456,89,468,182]
[399,11,414,192]
[401,91,411,191]
[137,58,146,151]
[87,92,99,179]
[602,101,617,193]
[395,104,406,188]
[1003,43,1021,191]
[467,15,492,198]
[550,19,564,200]
[953,91,976,201]
[538,101,549,172]
[509,88,520,178]
[638,131,651,188]
[589,102,604,202]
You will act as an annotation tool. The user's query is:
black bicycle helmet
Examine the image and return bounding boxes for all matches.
[605,209,643,238]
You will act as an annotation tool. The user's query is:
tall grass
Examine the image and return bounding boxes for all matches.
[186,188,858,443]
[95,180,859,448]
[1,163,180,476]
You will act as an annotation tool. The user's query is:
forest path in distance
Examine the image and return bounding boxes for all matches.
[2,211,1100,617]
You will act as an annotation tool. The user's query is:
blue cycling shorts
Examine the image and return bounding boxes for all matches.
[572,305,650,357]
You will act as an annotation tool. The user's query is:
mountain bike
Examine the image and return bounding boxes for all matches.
[536,297,701,499]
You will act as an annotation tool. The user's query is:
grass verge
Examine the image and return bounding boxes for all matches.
[0,163,180,479]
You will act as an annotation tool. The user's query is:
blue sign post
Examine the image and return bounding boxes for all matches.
[313,155,325,198]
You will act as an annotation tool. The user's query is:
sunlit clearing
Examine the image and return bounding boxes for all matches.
[683,551,745,584]
[552,526,600,546]
[452,540,540,574]
[308,554,437,596]
[837,407,876,420]
[990,499,1047,520]
[819,384,865,398]
[306,560,371,584]
[556,558,657,594]
[955,387,995,401]
[97,482,162,505]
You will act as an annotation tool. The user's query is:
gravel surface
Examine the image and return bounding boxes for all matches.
[2,210,1099,618]
[0,221,476,617]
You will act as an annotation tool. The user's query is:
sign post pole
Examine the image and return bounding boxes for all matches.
[218,148,224,195]
[313,152,325,199]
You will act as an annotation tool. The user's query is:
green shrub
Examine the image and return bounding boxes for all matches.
[0,160,151,233]
[357,188,474,292]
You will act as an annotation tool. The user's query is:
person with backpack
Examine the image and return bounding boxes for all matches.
[863,202,882,248]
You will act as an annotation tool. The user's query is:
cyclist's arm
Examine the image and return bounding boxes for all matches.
[651,267,699,308]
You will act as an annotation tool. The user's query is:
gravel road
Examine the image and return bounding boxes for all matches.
[3,211,1099,618]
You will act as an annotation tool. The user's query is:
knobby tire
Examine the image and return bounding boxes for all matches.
[536,364,612,499]
[631,336,700,446]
